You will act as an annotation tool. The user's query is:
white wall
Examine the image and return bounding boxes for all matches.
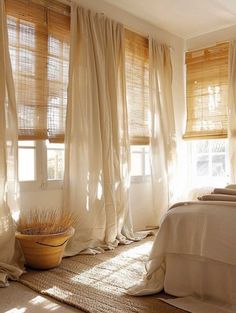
[186,24,236,50]
[20,0,185,231]
[20,189,63,211]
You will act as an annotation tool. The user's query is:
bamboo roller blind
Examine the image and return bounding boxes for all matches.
[125,29,150,145]
[5,1,150,144]
[5,0,70,142]
[184,42,229,140]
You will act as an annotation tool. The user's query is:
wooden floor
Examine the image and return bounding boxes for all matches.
[0,282,81,313]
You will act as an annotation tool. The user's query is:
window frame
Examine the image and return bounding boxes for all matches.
[18,140,64,192]
[187,139,230,188]
[130,145,151,183]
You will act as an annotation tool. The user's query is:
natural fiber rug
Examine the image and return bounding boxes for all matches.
[20,236,186,313]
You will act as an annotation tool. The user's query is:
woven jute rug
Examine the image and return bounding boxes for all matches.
[20,236,186,313]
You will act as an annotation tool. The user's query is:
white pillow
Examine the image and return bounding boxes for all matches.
[187,186,214,201]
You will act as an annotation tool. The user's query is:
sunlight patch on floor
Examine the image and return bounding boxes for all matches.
[29,295,46,305]
[5,308,26,313]
[29,295,61,311]
[44,286,73,300]
[43,303,61,311]
[118,241,153,257]
[68,241,152,295]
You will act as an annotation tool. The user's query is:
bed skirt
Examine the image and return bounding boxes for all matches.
[163,253,236,313]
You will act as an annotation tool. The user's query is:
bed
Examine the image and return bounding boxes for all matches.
[128,197,236,313]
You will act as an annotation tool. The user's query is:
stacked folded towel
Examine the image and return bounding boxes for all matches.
[198,185,236,201]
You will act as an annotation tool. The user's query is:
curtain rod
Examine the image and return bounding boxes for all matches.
[36,0,173,50]
[54,0,150,40]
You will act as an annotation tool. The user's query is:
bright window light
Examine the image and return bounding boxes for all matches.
[131,146,150,179]
[18,141,35,181]
[46,141,64,180]
[131,151,143,176]
[189,139,229,188]
[5,308,26,313]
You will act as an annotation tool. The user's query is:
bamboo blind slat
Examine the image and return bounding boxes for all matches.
[184,43,229,140]
[6,0,70,142]
[125,29,150,145]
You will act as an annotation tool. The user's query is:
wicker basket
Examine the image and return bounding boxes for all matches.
[16,227,74,270]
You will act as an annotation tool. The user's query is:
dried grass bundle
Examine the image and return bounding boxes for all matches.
[17,208,77,235]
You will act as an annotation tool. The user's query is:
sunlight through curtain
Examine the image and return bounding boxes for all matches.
[63,5,139,256]
[149,38,178,224]
[0,0,23,286]
[228,41,236,183]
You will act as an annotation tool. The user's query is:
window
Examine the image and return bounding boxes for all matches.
[184,44,231,187]
[6,0,70,142]
[131,146,151,181]
[6,0,70,188]
[125,30,151,179]
[18,140,64,191]
[184,43,229,140]
[125,29,150,145]
[7,2,151,187]
[46,141,64,181]
[188,139,229,187]
[18,141,36,181]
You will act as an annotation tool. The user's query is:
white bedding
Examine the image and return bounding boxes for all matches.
[128,201,236,312]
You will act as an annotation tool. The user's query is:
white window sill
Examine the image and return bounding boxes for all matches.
[19,180,63,192]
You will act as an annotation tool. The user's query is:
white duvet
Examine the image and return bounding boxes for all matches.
[128,201,236,301]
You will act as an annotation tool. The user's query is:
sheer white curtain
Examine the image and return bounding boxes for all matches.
[0,0,23,286]
[149,38,177,224]
[228,41,236,183]
[63,5,137,256]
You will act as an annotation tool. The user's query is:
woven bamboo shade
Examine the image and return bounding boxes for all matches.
[184,42,229,140]
[125,29,150,145]
[6,0,70,142]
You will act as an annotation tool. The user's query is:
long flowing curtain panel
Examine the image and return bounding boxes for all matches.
[0,0,23,286]
[63,5,137,256]
[149,38,177,224]
[228,41,236,183]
